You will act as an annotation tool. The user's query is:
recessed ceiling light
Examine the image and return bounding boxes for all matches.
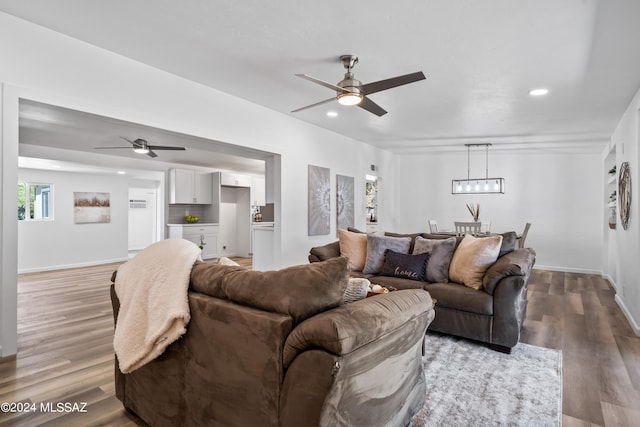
[327,111,338,117]
[529,88,549,96]
[117,170,126,175]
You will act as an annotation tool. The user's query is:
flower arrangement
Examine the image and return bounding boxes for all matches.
[466,203,480,222]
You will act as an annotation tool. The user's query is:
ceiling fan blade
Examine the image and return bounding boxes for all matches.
[361,71,426,95]
[358,96,387,116]
[291,97,336,113]
[94,146,135,149]
[119,136,141,147]
[295,74,346,93]
[147,146,186,151]
[146,150,158,158]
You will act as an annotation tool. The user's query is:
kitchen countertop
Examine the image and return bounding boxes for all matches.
[167,223,219,226]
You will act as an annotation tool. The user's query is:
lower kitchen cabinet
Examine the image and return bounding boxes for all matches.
[167,224,219,259]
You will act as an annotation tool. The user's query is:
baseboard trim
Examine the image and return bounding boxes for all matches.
[615,294,640,336]
[533,264,600,275]
[18,258,128,274]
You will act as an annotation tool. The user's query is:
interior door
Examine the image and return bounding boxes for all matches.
[128,188,157,251]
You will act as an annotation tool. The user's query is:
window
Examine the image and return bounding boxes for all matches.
[18,183,53,220]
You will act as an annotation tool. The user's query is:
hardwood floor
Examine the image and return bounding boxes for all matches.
[1,262,639,426]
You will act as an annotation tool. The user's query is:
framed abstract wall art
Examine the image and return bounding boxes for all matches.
[308,165,330,235]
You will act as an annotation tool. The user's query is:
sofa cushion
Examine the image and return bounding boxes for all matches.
[448,234,503,290]
[190,256,349,324]
[424,282,493,315]
[309,240,341,263]
[363,234,412,274]
[412,236,457,283]
[338,229,368,271]
[379,250,429,282]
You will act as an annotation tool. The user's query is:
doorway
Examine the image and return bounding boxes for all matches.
[128,187,158,254]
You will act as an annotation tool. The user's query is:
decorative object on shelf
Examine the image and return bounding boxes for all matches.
[608,165,617,175]
[198,235,206,250]
[618,161,631,230]
[466,203,480,221]
[608,206,617,229]
[185,215,200,223]
[609,191,617,203]
[308,164,331,236]
[452,144,505,194]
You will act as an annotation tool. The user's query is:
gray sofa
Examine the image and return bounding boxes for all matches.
[111,256,435,427]
[309,232,536,353]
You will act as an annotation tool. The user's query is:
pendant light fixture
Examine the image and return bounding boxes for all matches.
[452,143,505,194]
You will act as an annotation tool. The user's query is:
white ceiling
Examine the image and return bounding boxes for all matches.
[3,0,640,160]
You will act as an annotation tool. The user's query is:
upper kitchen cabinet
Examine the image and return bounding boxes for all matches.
[219,172,251,188]
[169,168,213,204]
[251,176,266,206]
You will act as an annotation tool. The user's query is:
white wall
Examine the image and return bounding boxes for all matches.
[393,149,603,273]
[18,168,129,272]
[609,86,640,334]
[0,12,394,354]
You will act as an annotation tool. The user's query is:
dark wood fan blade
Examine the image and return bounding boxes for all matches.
[119,136,140,147]
[358,96,387,116]
[295,74,346,93]
[147,146,186,151]
[361,71,426,95]
[94,147,134,149]
[146,150,158,158]
[291,97,336,113]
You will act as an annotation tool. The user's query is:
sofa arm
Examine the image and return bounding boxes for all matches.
[308,240,341,263]
[283,289,434,368]
[482,248,536,295]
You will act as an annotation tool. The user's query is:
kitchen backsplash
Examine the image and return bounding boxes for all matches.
[167,205,206,224]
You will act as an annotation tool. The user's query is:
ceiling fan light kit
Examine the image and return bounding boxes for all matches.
[452,144,505,195]
[292,54,425,116]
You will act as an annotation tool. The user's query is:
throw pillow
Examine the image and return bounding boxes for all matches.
[413,236,457,283]
[342,278,370,303]
[498,231,517,257]
[448,234,503,290]
[380,250,429,282]
[338,228,368,271]
[363,234,412,274]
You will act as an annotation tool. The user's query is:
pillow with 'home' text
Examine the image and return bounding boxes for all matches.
[380,250,429,282]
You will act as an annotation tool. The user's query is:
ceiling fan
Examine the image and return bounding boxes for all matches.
[94,137,186,158]
[292,55,426,117]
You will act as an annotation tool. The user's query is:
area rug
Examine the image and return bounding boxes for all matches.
[410,334,562,427]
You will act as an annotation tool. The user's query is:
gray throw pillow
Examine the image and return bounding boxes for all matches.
[363,234,411,274]
[412,236,457,282]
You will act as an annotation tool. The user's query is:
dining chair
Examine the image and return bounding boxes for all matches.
[516,223,531,249]
[481,220,491,234]
[428,219,438,233]
[454,221,481,236]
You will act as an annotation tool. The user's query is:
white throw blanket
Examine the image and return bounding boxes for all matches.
[113,238,202,374]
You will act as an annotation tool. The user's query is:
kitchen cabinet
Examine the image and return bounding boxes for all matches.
[251,176,266,206]
[167,224,219,259]
[220,172,251,188]
[169,168,212,204]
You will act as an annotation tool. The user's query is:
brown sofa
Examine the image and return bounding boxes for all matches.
[111,256,435,427]
[309,232,536,353]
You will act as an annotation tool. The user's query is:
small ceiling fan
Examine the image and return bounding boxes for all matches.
[292,55,426,116]
[94,137,186,158]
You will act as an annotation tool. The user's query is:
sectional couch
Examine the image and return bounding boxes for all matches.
[309,230,536,353]
[111,256,435,427]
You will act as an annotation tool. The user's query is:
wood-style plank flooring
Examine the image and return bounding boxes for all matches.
[1,263,639,426]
